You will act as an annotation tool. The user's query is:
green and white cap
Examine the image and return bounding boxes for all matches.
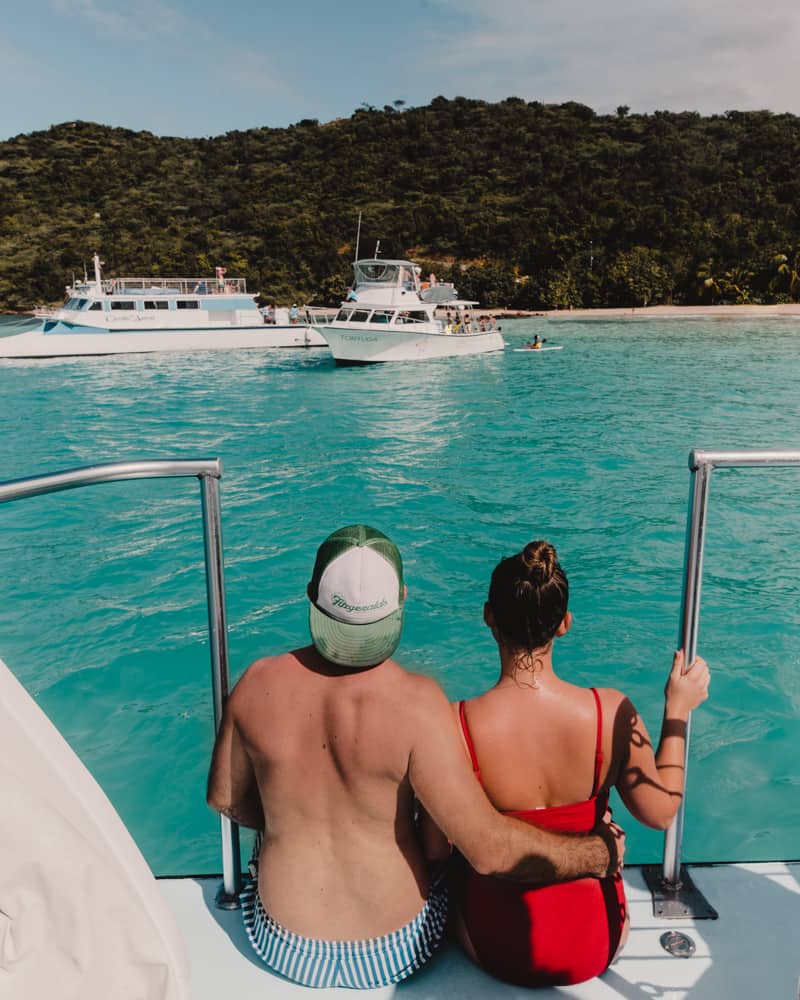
[308,524,404,668]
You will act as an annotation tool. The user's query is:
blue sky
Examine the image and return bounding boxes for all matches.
[3,0,800,140]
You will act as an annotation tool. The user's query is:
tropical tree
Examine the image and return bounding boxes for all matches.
[526,268,582,310]
[770,253,800,301]
[605,246,671,306]
[695,260,721,303]
[720,266,755,304]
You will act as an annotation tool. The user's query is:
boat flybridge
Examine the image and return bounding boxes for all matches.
[1,451,799,998]
[320,256,505,364]
[0,253,325,358]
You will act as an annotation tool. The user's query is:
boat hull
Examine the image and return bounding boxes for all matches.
[320,326,504,364]
[0,323,326,358]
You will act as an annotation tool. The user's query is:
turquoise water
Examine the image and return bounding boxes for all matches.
[1,314,799,875]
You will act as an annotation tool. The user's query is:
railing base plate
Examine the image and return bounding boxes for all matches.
[215,883,242,910]
[642,864,718,919]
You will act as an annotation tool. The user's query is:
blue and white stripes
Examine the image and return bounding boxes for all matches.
[240,880,448,989]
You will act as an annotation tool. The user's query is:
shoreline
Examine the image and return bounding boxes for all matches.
[490,303,800,320]
[8,303,800,324]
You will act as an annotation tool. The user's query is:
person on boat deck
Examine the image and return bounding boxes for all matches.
[345,287,358,302]
[422,540,710,989]
[260,303,275,325]
[207,525,625,990]
[289,303,300,324]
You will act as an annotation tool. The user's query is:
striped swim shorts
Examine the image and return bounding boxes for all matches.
[240,880,448,989]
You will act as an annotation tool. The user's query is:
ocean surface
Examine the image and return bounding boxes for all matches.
[1,313,799,875]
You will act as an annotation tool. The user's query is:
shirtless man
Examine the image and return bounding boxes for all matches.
[207,524,623,989]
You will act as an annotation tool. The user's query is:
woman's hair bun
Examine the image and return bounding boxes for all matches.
[521,540,557,585]
[488,539,568,652]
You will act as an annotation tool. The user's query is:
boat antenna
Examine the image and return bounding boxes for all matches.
[354,211,362,263]
[92,252,103,291]
[374,240,381,259]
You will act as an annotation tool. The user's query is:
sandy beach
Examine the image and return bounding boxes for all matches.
[493,304,800,320]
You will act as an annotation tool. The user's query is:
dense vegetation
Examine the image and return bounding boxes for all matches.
[1,97,799,311]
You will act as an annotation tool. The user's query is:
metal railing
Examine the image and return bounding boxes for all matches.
[7,449,798,917]
[0,459,242,908]
[70,277,248,295]
[647,447,800,919]
[304,306,339,324]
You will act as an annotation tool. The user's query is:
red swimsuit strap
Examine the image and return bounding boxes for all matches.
[459,700,482,783]
[589,687,604,798]
[461,692,603,796]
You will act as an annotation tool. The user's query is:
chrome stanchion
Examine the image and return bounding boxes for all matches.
[0,458,242,908]
[200,472,241,907]
[645,448,800,922]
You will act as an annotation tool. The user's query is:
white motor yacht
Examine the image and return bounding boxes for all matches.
[319,256,504,364]
[1,254,325,358]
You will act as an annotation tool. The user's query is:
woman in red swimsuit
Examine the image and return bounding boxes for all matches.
[432,540,710,988]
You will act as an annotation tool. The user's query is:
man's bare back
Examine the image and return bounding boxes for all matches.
[219,646,448,936]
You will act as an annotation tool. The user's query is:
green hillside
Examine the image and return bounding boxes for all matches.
[1,97,799,311]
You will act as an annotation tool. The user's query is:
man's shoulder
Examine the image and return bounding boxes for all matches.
[383,660,450,710]
[230,648,304,695]
[241,649,294,673]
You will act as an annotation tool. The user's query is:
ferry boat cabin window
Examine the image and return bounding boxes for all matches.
[143,301,169,310]
[110,301,136,310]
[369,310,394,324]
[335,309,352,321]
[88,302,102,310]
[397,310,428,324]
[348,310,370,323]
[176,300,199,310]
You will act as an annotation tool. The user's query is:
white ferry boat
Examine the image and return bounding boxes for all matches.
[1,452,798,999]
[0,254,325,358]
[319,255,505,364]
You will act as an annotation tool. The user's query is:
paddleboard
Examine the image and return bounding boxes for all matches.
[512,346,563,352]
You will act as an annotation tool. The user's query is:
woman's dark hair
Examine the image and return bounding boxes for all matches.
[488,540,569,651]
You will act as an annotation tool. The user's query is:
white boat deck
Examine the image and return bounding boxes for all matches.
[160,861,800,998]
